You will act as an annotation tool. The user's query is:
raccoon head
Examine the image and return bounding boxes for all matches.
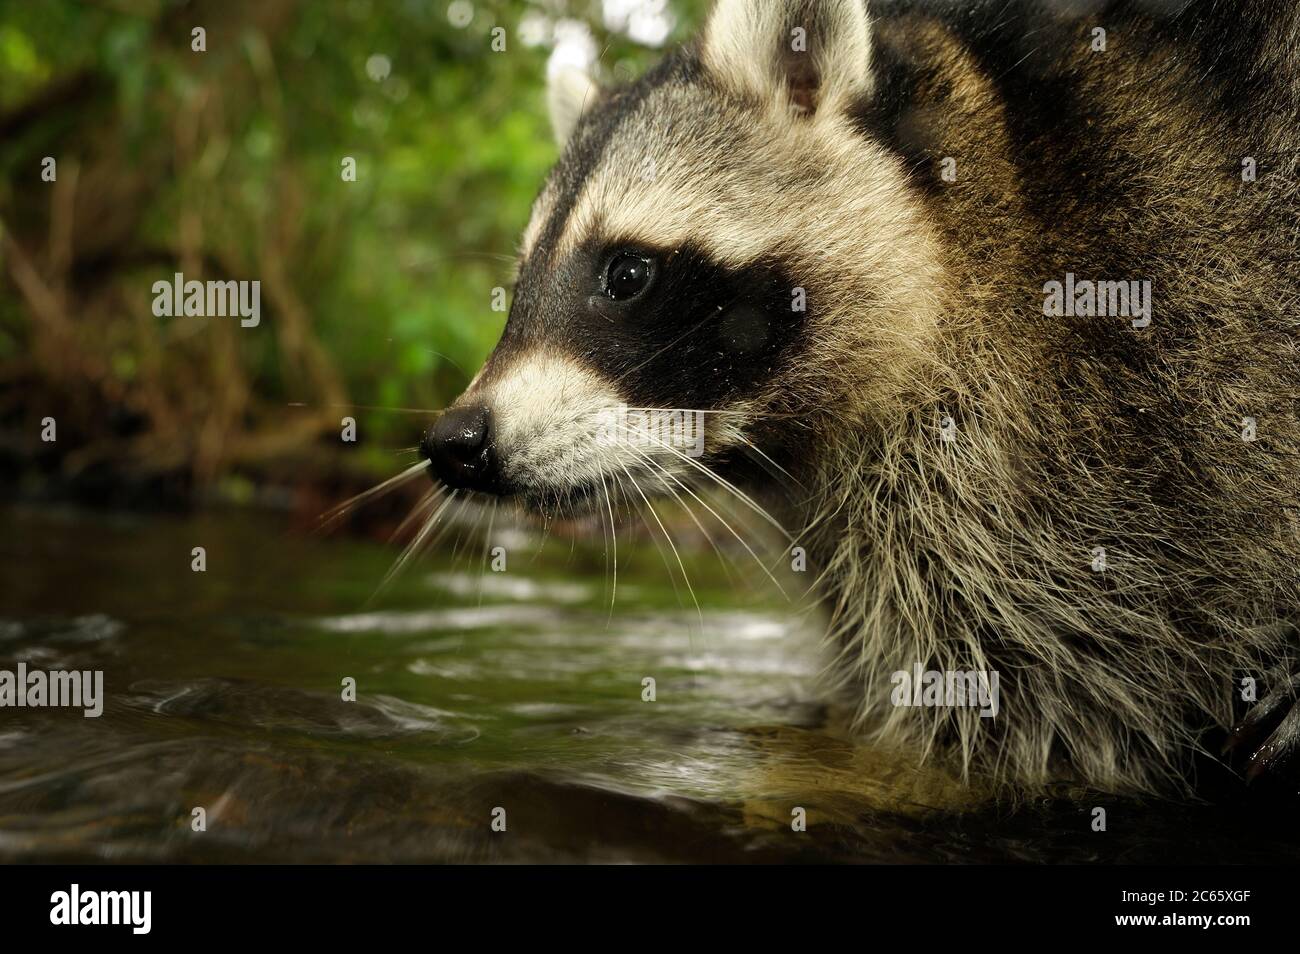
[421,0,943,515]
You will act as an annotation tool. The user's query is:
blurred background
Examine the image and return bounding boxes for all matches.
[0,0,706,518]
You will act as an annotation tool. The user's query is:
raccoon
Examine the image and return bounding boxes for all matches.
[419,0,1300,795]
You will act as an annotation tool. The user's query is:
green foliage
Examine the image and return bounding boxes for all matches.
[0,0,709,487]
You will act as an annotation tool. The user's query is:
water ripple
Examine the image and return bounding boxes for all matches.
[122,677,480,743]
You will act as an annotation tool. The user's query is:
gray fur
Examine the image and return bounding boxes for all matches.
[490,0,1300,794]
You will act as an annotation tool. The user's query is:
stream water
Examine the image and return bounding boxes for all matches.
[2,504,1297,863]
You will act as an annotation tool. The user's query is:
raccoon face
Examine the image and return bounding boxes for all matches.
[421,0,943,514]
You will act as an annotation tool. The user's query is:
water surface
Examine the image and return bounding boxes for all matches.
[2,505,1296,863]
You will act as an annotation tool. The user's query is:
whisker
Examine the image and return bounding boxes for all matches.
[289,401,446,416]
[619,406,750,416]
[610,466,674,598]
[478,499,500,607]
[388,487,442,545]
[420,494,473,560]
[317,460,430,531]
[448,499,480,565]
[633,449,737,586]
[600,473,618,619]
[370,490,460,602]
[616,406,806,424]
[739,437,803,488]
[628,429,792,542]
[636,451,789,599]
[620,462,704,633]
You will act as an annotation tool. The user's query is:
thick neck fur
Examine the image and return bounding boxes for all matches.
[790,2,1300,793]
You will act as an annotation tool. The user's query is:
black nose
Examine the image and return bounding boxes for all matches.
[420,404,499,492]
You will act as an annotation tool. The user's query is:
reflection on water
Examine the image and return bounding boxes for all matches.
[1,505,1297,863]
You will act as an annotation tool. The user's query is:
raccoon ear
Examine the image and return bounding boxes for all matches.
[702,0,873,116]
[547,66,599,146]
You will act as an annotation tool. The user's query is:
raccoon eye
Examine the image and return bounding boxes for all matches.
[604,252,654,301]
